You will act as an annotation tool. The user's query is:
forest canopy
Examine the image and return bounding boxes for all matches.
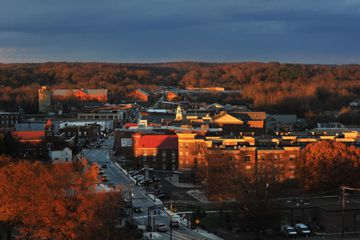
[0,62,359,114]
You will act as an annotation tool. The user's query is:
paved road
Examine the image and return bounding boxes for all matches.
[83,137,215,240]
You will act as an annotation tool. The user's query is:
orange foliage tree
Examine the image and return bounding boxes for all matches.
[295,141,360,191]
[0,159,128,240]
[205,155,280,230]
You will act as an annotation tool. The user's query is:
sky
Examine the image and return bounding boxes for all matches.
[1,0,360,64]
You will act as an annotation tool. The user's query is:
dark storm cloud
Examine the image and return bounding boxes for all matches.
[0,0,360,63]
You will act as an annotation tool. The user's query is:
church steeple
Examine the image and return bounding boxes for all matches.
[175,106,183,121]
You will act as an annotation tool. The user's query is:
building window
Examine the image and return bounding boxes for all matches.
[172,151,176,163]
[244,155,251,162]
[274,155,278,161]
[152,152,156,162]
[289,154,296,161]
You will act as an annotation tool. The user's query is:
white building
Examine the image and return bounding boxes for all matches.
[59,120,113,132]
[49,147,73,163]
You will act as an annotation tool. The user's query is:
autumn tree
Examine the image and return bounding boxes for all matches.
[295,141,360,191]
[205,154,280,231]
[0,62,359,114]
[0,159,130,240]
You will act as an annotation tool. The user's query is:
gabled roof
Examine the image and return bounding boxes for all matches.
[212,112,244,125]
[231,112,266,121]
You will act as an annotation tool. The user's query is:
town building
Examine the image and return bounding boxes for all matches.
[38,86,51,113]
[128,88,150,102]
[132,132,178,171]
[212,111,266,136]
[59,120,113,133]
[11,120,75,160]
[52,89,108,102]
[49,146,73,163]
[11,130,48,158]
[0,111,24,129]
[166,91,178,101]
[59,124,100,145]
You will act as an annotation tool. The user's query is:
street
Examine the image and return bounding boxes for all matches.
[83,136,216,240]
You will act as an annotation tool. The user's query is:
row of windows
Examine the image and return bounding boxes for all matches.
[245,155,297,162]
[0,115,20,119]
[142,150,176,156]
[0,120,18,125]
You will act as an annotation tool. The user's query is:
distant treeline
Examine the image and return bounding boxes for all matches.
[0,62,360,115]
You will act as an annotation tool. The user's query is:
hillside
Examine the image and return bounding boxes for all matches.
[0,62,360,115]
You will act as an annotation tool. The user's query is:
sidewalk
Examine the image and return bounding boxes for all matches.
[163,208,223,240]
[186,189,213,203]
[164,174,200,188]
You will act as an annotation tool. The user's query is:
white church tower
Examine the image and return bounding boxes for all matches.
[175,105,183,121]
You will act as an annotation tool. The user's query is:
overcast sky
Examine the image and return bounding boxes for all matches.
[1,0,360,64]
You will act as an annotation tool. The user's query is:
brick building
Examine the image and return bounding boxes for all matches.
[0,112,23,128]
[11,130,48,158]
[132,133,178,170]
[53,89,108,102]
[128,88,150,102]
[59,124,100,145]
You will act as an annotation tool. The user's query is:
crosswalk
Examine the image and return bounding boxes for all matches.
[162,230,200,240]
[145,229,204,240]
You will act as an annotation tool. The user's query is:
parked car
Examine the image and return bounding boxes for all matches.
[133,206,144,213]
[295,223,311,236]
[156,223,169,232]
[171,220,179,228]
[130,170,139,176]
[108,181,115,188]
[136,175,145,181]
[281,225,297,238]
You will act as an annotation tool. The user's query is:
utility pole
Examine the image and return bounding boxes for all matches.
[129,183,134,225]
[340,186,360,240]
[169,201,173,240]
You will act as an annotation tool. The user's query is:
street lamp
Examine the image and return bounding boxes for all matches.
[169,200,173,240]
